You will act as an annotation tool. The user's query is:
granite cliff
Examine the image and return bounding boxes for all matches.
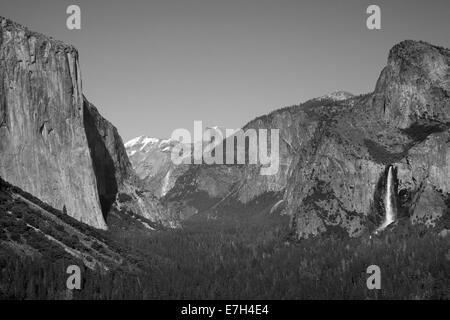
[0,17,171,229]
[0,17,108,228]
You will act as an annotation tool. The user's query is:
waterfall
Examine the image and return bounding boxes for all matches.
[161,169,172,197]
[375,165,397,233]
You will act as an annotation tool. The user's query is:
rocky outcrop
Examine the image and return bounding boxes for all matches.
[374,41,450,128]
[0,17,106,229]
[396,130,450,227]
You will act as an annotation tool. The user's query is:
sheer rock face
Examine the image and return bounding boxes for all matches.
[162,40,450,238]
[375,40,450,128]
[0,17,173,229]
[0,17,106,229]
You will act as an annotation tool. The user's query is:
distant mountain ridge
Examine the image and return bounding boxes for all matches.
[126,92,355,198]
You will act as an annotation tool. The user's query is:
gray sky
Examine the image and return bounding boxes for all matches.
[2,0,450,141]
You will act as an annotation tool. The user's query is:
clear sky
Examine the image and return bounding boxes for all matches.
[1,0,450,141]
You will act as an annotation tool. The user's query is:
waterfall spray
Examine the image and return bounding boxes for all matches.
[375,165,397,234]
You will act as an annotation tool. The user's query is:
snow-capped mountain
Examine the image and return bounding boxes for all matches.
[125,136,189,197]
[125,136,176,156]
[125,127,238,197]
[316,91,354,101]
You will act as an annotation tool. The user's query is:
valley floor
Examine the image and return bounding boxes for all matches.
[1,178,450,300]
[2,203,450,299]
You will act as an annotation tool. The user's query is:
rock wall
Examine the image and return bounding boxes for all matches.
[0,17,177,229]
[0,17,106,229]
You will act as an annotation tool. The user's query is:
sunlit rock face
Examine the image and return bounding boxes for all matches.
[375,40,450,129]
[157,41,450,239]
[0,17,176,229]
[0,17,106,229]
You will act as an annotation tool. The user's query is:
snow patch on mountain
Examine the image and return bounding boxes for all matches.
[316,91,354,101]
